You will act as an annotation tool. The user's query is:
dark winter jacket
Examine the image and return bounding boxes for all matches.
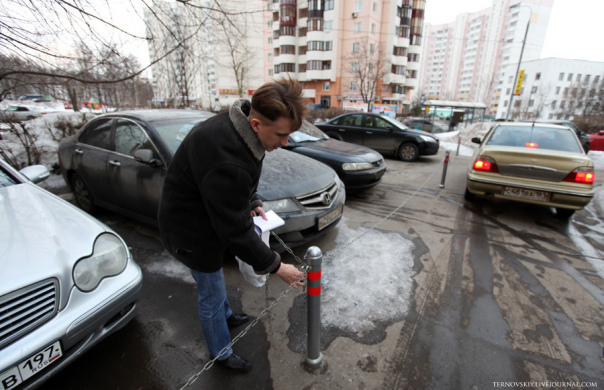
[157,99,280,274]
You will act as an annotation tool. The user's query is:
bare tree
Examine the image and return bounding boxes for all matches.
[342,38,388,104]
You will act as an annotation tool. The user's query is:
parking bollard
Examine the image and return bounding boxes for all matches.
[304,246,323,370]
[455,132,462,157]
[440,150,450,189]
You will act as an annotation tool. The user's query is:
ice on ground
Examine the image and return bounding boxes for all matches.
[321,217,416,336]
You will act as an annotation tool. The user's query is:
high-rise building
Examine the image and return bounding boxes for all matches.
[145,0,265,109]
[418,0,553,117]
[264,0,426,114]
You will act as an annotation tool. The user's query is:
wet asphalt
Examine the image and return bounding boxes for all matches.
[43,148,604,390]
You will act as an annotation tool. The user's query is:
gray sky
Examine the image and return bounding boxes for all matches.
[424,0,604,62]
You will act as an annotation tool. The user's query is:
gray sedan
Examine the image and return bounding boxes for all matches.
[0,159,143,389]
[58,110,345,250]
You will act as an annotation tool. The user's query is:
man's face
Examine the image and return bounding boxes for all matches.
[251,116,294,152]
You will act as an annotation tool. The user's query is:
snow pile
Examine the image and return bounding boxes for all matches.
[321,217,416,336]
[433,121,492,157]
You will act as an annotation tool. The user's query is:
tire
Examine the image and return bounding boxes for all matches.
[464,187,476,202]
[398,143,419,162]
[555,208,575,219]
[327,132,343,141]
[70,173,96,213]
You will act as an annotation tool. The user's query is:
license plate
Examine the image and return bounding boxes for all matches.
[0,341,62,390]
[318,205,343,230]
[503,186,549,202]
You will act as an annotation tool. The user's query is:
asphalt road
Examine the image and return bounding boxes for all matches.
[43,148,604,390]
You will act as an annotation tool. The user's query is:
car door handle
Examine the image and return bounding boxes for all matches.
[366,131,373,134]
[75,149,83,155]
[338,129,345,132]
[109,160,121,167]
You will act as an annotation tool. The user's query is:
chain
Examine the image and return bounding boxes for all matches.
[178,154,446,389]
[323,156,445,262]
[179,267,309,390]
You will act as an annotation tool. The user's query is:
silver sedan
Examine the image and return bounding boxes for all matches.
[0,159,143,390]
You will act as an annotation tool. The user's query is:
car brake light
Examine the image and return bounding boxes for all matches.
[564,167,595,184]
[526,142,538,148]
[473,156,499,173]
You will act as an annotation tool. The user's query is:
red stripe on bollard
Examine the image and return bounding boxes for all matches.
[444,156,449,164]
[308,271,321,281]
[308,286,321,296]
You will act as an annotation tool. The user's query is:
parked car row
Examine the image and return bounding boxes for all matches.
[1,106,47,122]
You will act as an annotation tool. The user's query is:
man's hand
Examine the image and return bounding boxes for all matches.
[251,206,267,220]
[276,263,306,288]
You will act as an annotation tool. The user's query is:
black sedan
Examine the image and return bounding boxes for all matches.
[284,121,387,191]
[58,110,345,250]
[316,112,440,162]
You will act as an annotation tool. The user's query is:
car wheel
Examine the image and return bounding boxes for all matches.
[71,173,96,213]
[555,208,575,218]
[398,143,419,162]
[464,187,476,202]
[327,132,343,141]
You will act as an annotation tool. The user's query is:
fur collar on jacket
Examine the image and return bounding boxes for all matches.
[229,99,265,161]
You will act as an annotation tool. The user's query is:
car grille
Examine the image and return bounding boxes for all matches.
[0,279,59,349]
[297,179,339,210]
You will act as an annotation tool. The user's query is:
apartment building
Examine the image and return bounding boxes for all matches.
[418,0,553,117]
[496,58,604,121]
[145,0,265,109]
[264,0,426,114]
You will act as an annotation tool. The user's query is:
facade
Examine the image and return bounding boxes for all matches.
[495,58,604,121]
[418,0,553,117]
[144,0,265,110]
[264,0,426,114]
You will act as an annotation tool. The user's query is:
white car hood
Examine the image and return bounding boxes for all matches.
[0,183,106,296]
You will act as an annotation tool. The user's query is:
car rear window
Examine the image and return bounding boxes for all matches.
[486,125,583,153]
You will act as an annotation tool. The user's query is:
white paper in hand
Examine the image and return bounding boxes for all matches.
[236,210,284,287]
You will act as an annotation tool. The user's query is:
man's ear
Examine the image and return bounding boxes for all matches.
[250,117,261,133]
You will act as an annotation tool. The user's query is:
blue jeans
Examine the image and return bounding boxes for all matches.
[189,268,233,360]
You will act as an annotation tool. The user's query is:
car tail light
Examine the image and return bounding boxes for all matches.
[473,156,499,173]
[526,142,538,148]
[563,167,595,184]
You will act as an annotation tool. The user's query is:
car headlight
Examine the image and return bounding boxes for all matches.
[342,162,374,171]
[73,233,128,292]
[420,135,437,143]
[262,198,301,213]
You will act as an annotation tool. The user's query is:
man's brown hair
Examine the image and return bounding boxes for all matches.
[250,77,308,131]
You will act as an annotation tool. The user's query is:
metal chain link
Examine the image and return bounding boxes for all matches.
[178,154,447,389]
[178,268,309,390]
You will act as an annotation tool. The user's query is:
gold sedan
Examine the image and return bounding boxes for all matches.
[465,122,595,218]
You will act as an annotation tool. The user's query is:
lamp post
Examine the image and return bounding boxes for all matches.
[505,4,532,121]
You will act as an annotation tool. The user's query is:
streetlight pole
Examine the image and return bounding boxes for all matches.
[506,4,532,121]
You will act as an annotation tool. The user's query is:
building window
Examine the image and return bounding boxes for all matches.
[280,25,295,36]
[567,73,573,81]
[308,19,323,31]
[351,81,358,91]
[409,70,417,78]
[281,45,295,54]
[353,42,360,53]
[585,75,591,83]
[551,100,557,109]
[274,63,295,73]
[577,74,582,82]
[373,2,378,12]
[354,22,361,33]
[299,46,307,55]
[531,86,537,93]
[397,26,410,38]
[555,86,560,94]
[391,65,406,74]
[503,100,508,107]
[268,37,273,44]
[560,101,565,109]
[535,72,541,80]
[307,41,332,51]
[298,64,306,72]
[268,69,273,76]
[355,1,363,12]
[371,23,376,34]
[559,72,564,81]
[393,46,407,56]
[528,100,534,107]
[323,82,330,91]
[370,43,374,54]
[324,0,334,10]
[352,63,360,72]
[268,53,273,62]
[324,20,333,31]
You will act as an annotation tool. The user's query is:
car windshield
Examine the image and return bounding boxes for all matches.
[290,122,329,143]
[0,165,19,187]
[486,125,583,153]
[151,117,213,154]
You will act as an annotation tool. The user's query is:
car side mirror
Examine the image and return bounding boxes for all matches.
[134,149,163,167]
[599,130,604,135]
[19,165,50,184]
[471,137,482,144]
